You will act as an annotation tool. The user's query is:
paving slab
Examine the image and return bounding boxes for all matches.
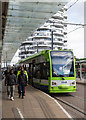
[2,85,69,119]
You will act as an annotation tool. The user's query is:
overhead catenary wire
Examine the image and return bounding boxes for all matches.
[67,0,80,10]
[67,0,86,34]
[68,26,84,34]
[48,19,85,26]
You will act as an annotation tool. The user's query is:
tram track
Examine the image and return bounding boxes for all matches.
[50,84,85,118]
[50,90,86,119]
[70,94,85,101]
[52,95,86,116]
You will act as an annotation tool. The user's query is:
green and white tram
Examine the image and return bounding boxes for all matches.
[19,50,76,93]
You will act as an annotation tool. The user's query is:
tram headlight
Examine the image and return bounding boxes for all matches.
[52,82,56,85]
[72,81,75,85]
[52,82,54,85]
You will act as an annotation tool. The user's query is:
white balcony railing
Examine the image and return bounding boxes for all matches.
[53,23,64,28]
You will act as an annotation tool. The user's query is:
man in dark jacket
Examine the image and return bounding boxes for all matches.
[5,69,17,101]
[18,68,27,99]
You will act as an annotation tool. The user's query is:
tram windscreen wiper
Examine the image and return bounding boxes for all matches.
[57,73,65,80]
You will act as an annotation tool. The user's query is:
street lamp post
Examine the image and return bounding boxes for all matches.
[6,52,7,67]
[80,63,82,80]
[4,59,5,68]
[51,30,53,50]
[24,45,27,58]
[37,42,38,53]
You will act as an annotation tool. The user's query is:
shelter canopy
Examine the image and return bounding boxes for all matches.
[2,0,70,63]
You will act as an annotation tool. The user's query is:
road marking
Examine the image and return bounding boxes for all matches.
[42,92,73,119]
[16,108,24,120]
[54,99,73,119]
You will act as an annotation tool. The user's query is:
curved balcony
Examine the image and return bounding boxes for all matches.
[19,54,25,57]
[53,44,63,48]
[19,48,35,54]
[26,53,35,57]
[52,13,63,20]
[53,31,64,36]
[33,44,51,48]
[22,40,34,44]
[64,14,67,19]
[21,41,35,46]
[53,40,64,44]
[53,23,64,28]
[35,31,50,34]
[53,42,63,46]
[64,29,67,35]
[20,45,33,50]
[54,35,64,40]
[27,36,33,40]
[37,27,51,31]
[34,35,51,39]
[39,44,51,47]
[19,46,24,50]
[19,49,25,52]
[33,38,51,42]
[38,48,51,52]
[20,57,25,61]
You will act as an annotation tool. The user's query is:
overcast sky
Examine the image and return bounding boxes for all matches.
[67,0,85,58]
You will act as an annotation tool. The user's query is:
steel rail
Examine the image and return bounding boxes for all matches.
[52,95,86,116]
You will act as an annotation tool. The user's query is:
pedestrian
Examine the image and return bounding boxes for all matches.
[17,66,22,94]
[17,67,28,95]
[17,66,22,79]
[17,66,28,82]
[14,67,17,76]
[5,69,17,101]
[18,68,28,99]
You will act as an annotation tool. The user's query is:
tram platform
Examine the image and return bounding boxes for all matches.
[2,84,69,119]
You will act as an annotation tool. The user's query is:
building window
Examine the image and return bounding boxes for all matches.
[58,38,62,41]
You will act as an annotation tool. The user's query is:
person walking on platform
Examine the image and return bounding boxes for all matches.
[17,66,28,82]
[5,69,17,101]
[17,67,28,95]
[17,66,22,79]
[17,66,22,94]
[17,68,28,99]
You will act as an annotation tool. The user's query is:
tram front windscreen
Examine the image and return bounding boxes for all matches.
[50,51,74,77]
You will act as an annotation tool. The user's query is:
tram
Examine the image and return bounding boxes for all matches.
[19,50,76,93]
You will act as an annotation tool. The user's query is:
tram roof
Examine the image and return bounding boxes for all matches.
[18,50,48,64]
[2,0,70,63]
[18,49,73,64]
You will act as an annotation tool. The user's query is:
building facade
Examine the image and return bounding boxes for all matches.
[19,7,67,60]
[19,37,36,60]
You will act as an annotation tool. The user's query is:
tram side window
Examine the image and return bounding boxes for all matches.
[33,66,36,78]
[33,64,41,79]
[40,62,50,80]
[47,62,50,77]
[30,64,33,75]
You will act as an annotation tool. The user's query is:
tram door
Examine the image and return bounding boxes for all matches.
[29,63,33,85]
